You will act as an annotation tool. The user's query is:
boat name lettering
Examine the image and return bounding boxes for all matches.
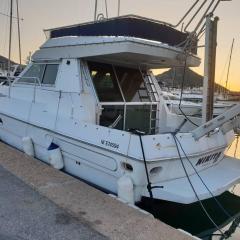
[101,140,119,149]
[196,152,221,166]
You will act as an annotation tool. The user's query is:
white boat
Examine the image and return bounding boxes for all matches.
[0,15,240,205]
[171,91,235,117]
[162,91,202,116]
[183,93,235,116]
[0,64,23,82]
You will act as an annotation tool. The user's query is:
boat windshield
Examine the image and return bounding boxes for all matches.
[88,62,152,102]
[88,61,158,134]
[88,62,123,102]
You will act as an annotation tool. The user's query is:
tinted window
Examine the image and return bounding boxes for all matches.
[42,64,59,85]
[18,64,45,84]
[100,105,124,130]
[115,66,150,102]
[125,105,156,134]
[88,62,123,102]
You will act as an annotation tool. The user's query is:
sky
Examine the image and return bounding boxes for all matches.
[0,0,239,90]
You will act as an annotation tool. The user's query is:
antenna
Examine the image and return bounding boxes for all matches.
[181,0,232,34]
[94,0,98,21]
[94,0,109,21]
[173,0,200,28]
[105,0,108,18]
[118,0,120,16]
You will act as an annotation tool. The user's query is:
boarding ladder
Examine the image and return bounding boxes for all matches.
[139,69,159,134]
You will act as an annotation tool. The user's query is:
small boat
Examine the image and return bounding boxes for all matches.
[0,15,240,205]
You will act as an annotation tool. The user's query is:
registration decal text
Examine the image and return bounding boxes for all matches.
[101,140,119,149]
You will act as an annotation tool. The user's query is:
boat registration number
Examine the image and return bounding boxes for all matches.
[101,140,119,149]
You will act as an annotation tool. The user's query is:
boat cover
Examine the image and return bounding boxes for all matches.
[143,156,240,204]
[45,15,197,54]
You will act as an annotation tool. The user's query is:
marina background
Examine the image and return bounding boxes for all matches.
[0,0,240,90]
[0,1,240,238]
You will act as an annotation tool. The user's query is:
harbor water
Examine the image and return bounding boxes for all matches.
[137,136,240,240]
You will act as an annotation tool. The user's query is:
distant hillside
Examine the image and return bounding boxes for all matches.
[156,68,227,93]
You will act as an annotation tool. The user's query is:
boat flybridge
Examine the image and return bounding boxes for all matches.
[1,15,240,204]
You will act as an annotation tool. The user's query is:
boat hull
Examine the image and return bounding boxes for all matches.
[0,113,125,194]
[0,113,240,204]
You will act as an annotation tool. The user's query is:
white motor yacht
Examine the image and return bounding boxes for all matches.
[162,91,202,116]
[179,92,234,117]
[161,91,234,117]
[0,15,240,204]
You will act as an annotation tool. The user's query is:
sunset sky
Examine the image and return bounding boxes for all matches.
[0,0,239,90]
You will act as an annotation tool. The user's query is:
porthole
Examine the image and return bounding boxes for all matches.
[150,166,162,175]
[121,162,133,172]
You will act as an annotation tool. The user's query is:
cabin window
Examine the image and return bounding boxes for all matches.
[87,61,158,134]
[125,105,150,133]
[115,66,150,102]
[88,62,123,102]
[18,64,45,84]
[17,63,59,85]
[100,105,124,130]
[42,64,59,85]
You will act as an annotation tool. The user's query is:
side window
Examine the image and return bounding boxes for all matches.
[88,61,123,102]
[115,66,150,102]
[42,64,59,85]
[18,64,45,84]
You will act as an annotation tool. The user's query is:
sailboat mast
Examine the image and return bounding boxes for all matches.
[8,0,13,75]
[16,0,22,65]
[225,38,235,90]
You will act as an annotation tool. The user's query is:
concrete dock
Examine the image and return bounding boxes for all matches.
[0,165,105,240]
[0,142,196,240]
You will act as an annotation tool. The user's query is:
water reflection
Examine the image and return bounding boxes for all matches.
[210,137,240,240]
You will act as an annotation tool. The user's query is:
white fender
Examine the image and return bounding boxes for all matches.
[48,143,64,170]
[117,175,134,204]
[22,137,35,157]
